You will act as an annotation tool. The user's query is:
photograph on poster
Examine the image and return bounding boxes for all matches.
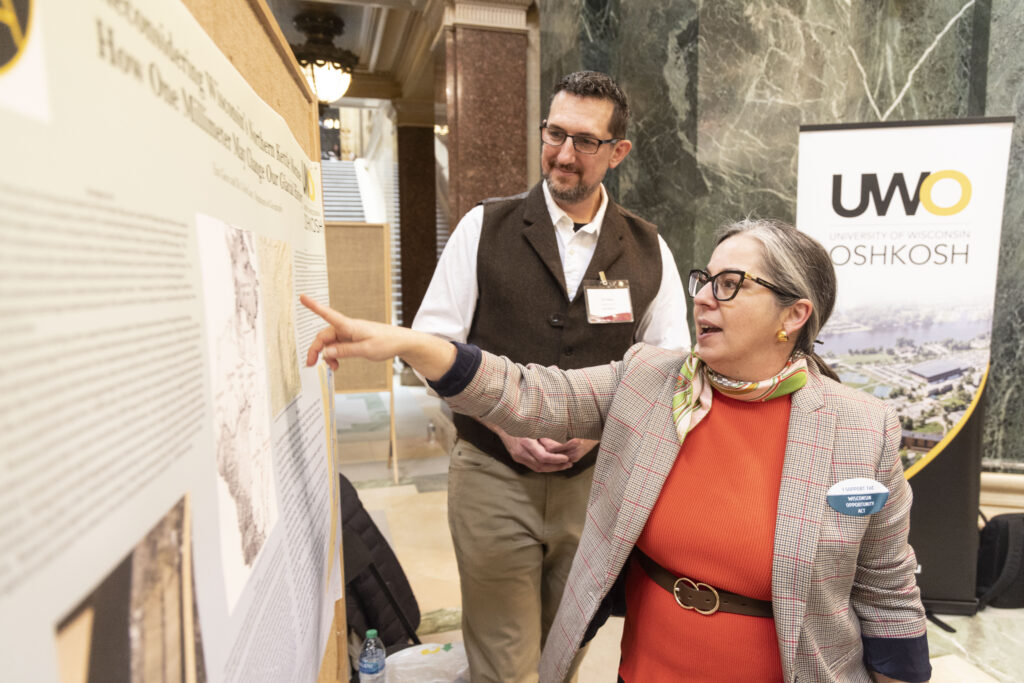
[53,498,206,683]
[256,235,302,417]
[196,215,279,608]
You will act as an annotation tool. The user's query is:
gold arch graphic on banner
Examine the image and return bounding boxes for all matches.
[0,0,30,76]
[904,366,989,480]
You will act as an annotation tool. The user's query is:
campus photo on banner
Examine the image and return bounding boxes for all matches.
[796,120,1013,476]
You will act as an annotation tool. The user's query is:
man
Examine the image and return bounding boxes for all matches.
[413,71,689,682]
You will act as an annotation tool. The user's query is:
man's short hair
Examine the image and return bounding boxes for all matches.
[551,71,630,139]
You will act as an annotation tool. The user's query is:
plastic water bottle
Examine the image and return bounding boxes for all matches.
[358,628,386,682]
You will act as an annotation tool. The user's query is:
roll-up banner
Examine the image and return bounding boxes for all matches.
[796,118,1014,614]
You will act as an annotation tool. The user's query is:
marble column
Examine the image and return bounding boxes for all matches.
[445,0,531,223]
[394,99,437,325]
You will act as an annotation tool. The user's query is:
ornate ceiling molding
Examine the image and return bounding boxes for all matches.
[444,0,532,32]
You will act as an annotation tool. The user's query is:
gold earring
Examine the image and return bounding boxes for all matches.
[776,329,789,343]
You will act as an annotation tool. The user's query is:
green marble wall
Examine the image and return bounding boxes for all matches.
[982,0,1023,471]
[540,0,1024,468]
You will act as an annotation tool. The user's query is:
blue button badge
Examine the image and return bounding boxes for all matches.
[826,478,890,516]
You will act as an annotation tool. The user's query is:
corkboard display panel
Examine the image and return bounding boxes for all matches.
[325,222,393,393]
[179,0,319,160]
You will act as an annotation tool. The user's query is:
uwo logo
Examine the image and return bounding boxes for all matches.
[832,170,971,217]
[0,0,31,74]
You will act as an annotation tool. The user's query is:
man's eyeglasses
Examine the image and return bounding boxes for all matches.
[540,122,619,155]
[687,269,799,302]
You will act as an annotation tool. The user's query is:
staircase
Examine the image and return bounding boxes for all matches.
[320,160,365,222]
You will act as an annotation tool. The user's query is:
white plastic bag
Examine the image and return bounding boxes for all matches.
[386,642,469,683]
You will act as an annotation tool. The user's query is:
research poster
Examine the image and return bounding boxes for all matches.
[0,0,341,681]
[796,119,1013,610]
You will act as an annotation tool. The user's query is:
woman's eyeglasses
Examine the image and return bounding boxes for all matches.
[687,269,798,301]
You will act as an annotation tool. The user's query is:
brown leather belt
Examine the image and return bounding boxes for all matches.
[634,548,773,618]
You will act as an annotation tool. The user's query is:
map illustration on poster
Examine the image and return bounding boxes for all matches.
[197,216,280,607]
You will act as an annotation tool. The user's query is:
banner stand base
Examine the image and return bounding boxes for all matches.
[925,611,957,633]
[923,597,978,616]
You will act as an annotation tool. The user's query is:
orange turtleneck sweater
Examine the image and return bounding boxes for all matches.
[618,391,792,682]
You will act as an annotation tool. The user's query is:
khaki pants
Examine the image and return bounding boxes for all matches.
[448,439,593,683]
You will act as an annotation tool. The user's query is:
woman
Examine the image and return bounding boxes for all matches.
[302,219,930,683]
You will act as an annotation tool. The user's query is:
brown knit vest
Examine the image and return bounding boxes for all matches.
[455,182,662,475]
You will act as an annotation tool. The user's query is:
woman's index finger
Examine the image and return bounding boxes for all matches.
[299,294,345,327]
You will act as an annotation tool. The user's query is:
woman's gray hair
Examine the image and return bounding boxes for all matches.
[716,218,839,377]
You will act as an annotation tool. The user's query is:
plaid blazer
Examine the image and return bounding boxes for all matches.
[445,343,927,683]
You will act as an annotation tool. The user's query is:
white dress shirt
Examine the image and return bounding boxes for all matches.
[412,182,690,351]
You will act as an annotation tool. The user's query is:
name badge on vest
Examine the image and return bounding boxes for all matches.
[826,478,890,516]
[583,271,633,324]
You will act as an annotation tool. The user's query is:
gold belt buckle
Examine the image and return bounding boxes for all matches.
[673,576,720,615]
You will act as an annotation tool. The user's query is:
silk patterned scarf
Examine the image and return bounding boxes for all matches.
[671,351,809,443]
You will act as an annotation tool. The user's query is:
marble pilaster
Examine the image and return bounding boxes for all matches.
[395,100,437,324]
[540,1,704,261]
[541,0,997,261]
[539,0,583,104]
[541,0,1024,466]
[614,0,702,272]
[692,1,984,265]
[445,1,530,223]
[540,0,623,197]
[982,0,1024,468]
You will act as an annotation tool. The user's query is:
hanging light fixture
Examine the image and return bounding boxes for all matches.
[290,9,359,105]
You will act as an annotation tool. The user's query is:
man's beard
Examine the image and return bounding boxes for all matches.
[543,166,599,204]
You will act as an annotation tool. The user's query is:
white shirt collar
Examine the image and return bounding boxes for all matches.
[541,180,609,235]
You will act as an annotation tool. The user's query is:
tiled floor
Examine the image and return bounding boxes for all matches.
[337,378,1024,682]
